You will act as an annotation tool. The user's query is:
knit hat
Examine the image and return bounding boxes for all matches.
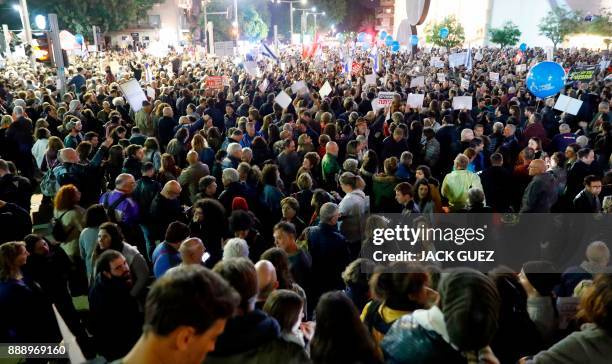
[522,261,560,296]
[438,268,500,351]
[232,197,249,211]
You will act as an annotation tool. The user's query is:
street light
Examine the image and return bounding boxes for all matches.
[272,0,307,41]
[34,15,46,30]
[306,10,325,38]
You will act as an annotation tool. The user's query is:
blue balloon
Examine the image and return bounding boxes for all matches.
[379,31,388,40]
[391,41,400,52]
[410,35,419,46]
[519,43,527,51]
[75,34,84,45]
[357,32,366,42]
[526,61,566,99]
[439,27,449,39]
[385,35,394,46]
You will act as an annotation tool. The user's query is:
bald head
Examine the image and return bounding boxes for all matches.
[59,148,79,164]
[179,237,205,265]
[255,260,278,303]
[161,180,182,199]
[326,141,339,156]
[115,173,136,193]
[187,150,199,165]
[528,159,546,176]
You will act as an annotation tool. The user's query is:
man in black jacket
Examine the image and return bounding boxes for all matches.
[89,250,142,361]
[566,148,598,202]
[479,153,513,212]
[149,180,187,242]
[573,175,603,213]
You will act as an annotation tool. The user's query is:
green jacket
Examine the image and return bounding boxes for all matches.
[441,170,483,211]
[372,174,399,213]
[135,109,154,137]
[321,153,340,183]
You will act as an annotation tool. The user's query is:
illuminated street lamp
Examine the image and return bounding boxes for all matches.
[272,0,307,40]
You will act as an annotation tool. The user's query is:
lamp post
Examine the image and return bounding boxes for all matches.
[233,0,238,43]
[306,10,325,39]
[293,6,315,45]
[272,0,307,43]
[14,0,34,63]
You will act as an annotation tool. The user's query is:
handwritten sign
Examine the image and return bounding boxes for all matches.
[452,96,473,110]
[407,93,425,108]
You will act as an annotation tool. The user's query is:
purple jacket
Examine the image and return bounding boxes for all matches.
[100,190,140,225]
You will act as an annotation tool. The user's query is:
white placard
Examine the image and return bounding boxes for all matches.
[110,60,120,75]
[460,78,470,90]
[554,94,583,116]
[291,80,308,95]
[515,64,527,73]
[489,72,500,82]
[449,52,468,68]
[146,86,155,99]
[215,41,235,57]
[371,98,384,112]
[374,92,395,108]
[259,78,269,93]
[474,52,483,61]
[546,47,554,61]
[319,81,332,98]
[53,305,86,364]
[452,96,473,110]
[365,74,377,86]
[407,93,425,108]
[244,61,259,77]
[410,76,424,88]
[275,91,293,109]
[437,73,446,82]
[119,79,148,112]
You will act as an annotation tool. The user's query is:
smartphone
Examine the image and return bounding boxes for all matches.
[201,252,211,263]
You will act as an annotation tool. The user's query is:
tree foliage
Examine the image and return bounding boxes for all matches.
[538,7,580,50]
[204,0,268,42]
[240,7,268,41]
[425,16,465,49]
[489,21,521,48]
[29,0,163,39]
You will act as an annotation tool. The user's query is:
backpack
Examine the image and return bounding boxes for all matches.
[52,209,74,242]
[102,192,129,224]
[40,164,60,197]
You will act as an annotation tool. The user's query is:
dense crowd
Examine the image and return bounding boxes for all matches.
[0,43,611,364]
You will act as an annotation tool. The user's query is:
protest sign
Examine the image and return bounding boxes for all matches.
[373,92,395,109]
[437,73,446,82]
[244,61,259,77]
[516,64,527,73]
[410,76,425,88]
[365,73,377,86]
[319,81,332,98]
[489,72,500,83]
[205,76,225,91]
[449,52,468,68]
[146,86,155,99]
[275,91,292,109]
[554,94,583,116]
[214,41,235,57]
[407,93,425,108]
[452,96,473,110]
[259,78,269,93]
[567,65,598,82]
[474,52,483,61]
[291,80,308,95]
[461,78,470,90]
[53,305,86,364]
[119,79,148,112]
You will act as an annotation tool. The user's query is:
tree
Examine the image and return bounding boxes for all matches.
[425,15,465,49]
[240,7,268,41]
[489,21,521,48]
[314,0,347,28]
[538,6,580,51]
[29,0,164,39]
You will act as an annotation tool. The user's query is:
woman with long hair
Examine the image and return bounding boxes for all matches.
[79,204,109,281]
[192,133,214,168]
[103,145,124,190]
[359,150,379,197]
[32,127,50,170]
[0,241,61,343]
[413,178,435,214]
[311,291,382,364]
[263,289,309,351]
[157,153,181,185]
[143,137,162,171]
[53,184,86,260]
[261,164,285,221]
[42,136,64,172]
[91,222,149,299]
[261,247,309,318]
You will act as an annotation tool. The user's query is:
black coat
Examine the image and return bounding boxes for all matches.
[573,190,601,213]
[149,193,187,240]
[566,161,598,201]
[479,166,513,212]
[89,275,142,361]
[0,202,32,244]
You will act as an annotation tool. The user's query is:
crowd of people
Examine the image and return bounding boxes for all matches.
[0,41,611,363]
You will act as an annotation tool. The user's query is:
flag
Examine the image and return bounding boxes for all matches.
[261,41,279,63]
[343,57,352,75]
[465,46,473,71]
[351,61,362,76]
[369,48,381,74]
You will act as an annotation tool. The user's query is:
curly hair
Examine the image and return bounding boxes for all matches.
[54,184,81,211]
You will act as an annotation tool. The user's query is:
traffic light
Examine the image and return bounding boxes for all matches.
[32,32,51,63]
